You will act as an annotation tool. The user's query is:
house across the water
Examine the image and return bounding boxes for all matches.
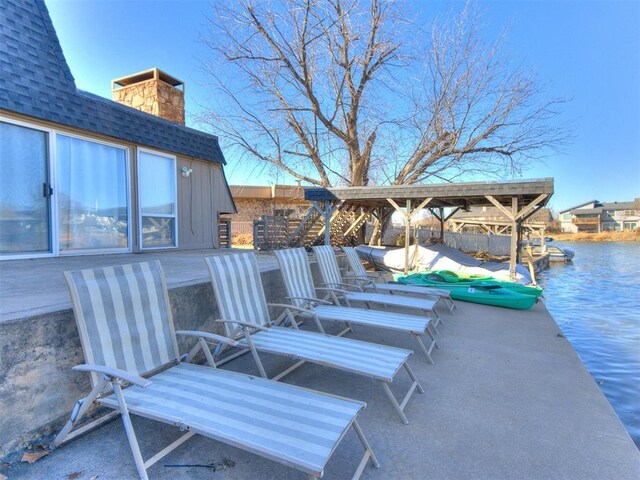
[559,199,640,233]
[0,0,236,260]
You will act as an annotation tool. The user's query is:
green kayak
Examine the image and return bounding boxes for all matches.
[432,270,494,282]
[419,270,544,298]
[395,273,538,310]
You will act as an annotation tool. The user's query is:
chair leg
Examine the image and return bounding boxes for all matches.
[337,324,352,336]
[414,334,435,364]
[430,319,440,335]
[431,308,442,328]
[448,296,456,312]
[52,378,109,448]
[380,381,409,424]
[311,313,327,334]
[403,363,425,394]
[243,333,269,378]
[446,297,456,313]
[427,324,440,348]
[113,381,149,480]
[352,420,380,472]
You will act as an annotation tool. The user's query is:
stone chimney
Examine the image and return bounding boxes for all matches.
[112,68,185,125]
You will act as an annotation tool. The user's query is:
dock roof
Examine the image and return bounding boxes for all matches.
[304,178,554,209]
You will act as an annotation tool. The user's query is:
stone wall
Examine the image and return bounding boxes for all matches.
[112,79,184,125]
[155,80,185,125]
[228,199,310,222]
[230,199,274,221]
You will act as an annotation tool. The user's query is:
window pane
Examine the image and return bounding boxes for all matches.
[0,122,50,254]
[139,152,175,215]
[141,216,175,247]
[57,135,128,250]
[138,150,176,248]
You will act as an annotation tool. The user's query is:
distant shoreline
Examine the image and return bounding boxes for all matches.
[551,231,639,243]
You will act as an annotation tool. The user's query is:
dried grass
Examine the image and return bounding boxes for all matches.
[231,233,254,246]
[552,230,640,242]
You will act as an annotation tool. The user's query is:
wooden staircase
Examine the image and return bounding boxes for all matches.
[285,203,372,248]
[287,208,323,247]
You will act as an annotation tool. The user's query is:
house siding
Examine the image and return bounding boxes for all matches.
[177,160,236,249]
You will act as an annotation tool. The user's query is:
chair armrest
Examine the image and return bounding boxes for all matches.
[213,319,271,332]
[367,272,390,279]
[316,286,352,295]
[342,274,371,286]
[348,277,373,285]
[72,364,151,388]
[320,282,359,290]
[176,330,240,347]
[267,303,315,315]
[285,296,333,305]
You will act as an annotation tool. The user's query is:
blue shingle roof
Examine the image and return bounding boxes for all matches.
[0,0,225,164]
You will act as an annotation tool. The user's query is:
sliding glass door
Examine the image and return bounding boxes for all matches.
[56,135,129,252]
[0,121,51,254]
[1,118,133,258]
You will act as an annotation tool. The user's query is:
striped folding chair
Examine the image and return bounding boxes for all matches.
[205,252,424,424]
[275,248,440,364]
[342,246,456,313]
[53,261,379,479]
[313,245,443,328]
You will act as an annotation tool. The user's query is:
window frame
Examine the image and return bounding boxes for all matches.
[0,115,132,259]
[137,147,178,250]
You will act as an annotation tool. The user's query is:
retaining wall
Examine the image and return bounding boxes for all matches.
[0,266,292,460]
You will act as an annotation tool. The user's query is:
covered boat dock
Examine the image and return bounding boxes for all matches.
[298,178,554,277]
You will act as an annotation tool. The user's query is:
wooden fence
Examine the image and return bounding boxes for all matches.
[243,218,512,254]
[253,216,290,250]
[441,231,511,255]
[218,219,231,248]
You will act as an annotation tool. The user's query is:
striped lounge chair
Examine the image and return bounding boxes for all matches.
[342,246,456,314]
[313,245,442,328]
[275,248,439,364]
[205,252,424,424]
[53,261,380,479]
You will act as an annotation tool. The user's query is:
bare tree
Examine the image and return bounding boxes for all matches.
[199,0,568,188]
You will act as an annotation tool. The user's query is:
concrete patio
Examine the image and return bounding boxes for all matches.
[1,282,639,479]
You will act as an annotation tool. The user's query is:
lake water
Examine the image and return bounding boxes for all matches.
[537,242,640,449]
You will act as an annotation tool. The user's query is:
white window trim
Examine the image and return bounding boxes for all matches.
[0,115,133,259]
[137,147,178,250]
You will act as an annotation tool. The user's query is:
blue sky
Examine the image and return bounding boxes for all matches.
[45,0,640,212]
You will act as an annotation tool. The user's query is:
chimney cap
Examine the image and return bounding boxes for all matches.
[112,68,183,89]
